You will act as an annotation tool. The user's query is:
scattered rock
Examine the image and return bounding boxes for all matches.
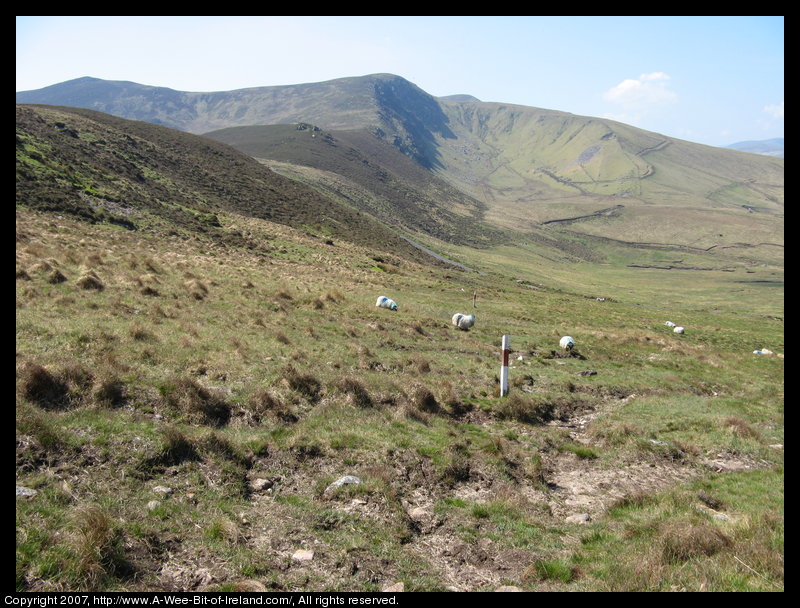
[250,478,273,492]
[382,582,404,592]
[16,485,37,498]
[146,500,162,511]
[292,549,314,562]
[408,507,429,521]
[495,585,523,592]
[323,475,361,495]
[565,513,592,524]
[153,485,173,496]
[577,370,597,376]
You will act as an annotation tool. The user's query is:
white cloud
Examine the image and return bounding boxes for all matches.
[764,101,784,119]
[603,72,677,108]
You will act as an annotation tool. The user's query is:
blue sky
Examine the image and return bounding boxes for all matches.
[16,16,784,147]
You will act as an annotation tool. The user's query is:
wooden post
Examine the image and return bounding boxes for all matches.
[473,290,477,308]
[500,334,510,397]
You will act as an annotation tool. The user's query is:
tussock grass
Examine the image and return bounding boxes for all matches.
[160,376,232,426]
[15,208,782,592]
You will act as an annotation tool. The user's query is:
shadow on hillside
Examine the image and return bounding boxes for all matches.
[373,79,455,171]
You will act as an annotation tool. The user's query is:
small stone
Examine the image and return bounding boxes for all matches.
[146,500,162,511]
[292,549,314,562]
[408,507,428,521]
[323,475,361,495]
[153,485,173,496]
[382,582,404,592]
[565,513,592,524]
[250,478,272,492]
[16,485,37,498]
[495,586,522,592]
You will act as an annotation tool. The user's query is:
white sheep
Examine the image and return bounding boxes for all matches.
[665,321,676,327]
[559,336,575,351]
[673,326,685,334]
[376,296,398,311]
[452,313,475,331]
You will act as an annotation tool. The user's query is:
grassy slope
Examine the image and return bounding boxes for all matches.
[16,104,783,593]
[15,105,438,268]
[16,204,783,591]
[203,123,509,248]
[434,101,784,255]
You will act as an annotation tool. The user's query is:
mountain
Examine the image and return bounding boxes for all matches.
[725,138,784,158]
[15,104,447,267]
[17,74,784,264]
[203,123,508,248]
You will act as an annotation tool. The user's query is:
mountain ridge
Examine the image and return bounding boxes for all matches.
[17,74,783,263]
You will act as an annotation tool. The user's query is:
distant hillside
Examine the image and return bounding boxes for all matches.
[725,138,784,158]
[16,74,450,170]
[15,104,443,266]
[17,74,784,259]
[204,123,508,248]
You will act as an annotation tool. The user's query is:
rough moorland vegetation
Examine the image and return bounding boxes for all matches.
[16,103,783,592]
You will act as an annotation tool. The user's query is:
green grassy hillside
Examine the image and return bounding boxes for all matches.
[16,202,784,592]
[205,123,508,248]
[17,75,784,262]
[16,104,783,592]
[15,105,439,268]
[434,101,784,254]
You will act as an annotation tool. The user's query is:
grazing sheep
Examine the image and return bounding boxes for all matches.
[673,326,685,334]
[665,321,676,327]
[376,296,398,311]
[559,336,575,351]
[452,313,475,331]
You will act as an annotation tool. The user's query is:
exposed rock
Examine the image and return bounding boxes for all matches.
[565,513,592,524]
[382,582,404,592]
[323,475,361,495]
[250,478,273,492]
[292,549,314,562]
[16,485,37,498]
[408,507,429,521]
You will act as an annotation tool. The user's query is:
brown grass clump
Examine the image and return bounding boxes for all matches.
[184,279,208,300]
[68,504,123,587]
[47,268,68,284]
[161,377,231,426]
[724,417,761,439]
[18,361,71,409]
[409,383,440,414]
[248,388,296,423]
[337,377,374,408]
[91,375,126,408]
[159,427,201,464]
[129,324,157,342]
[442,443,471,484]
[280,365,322,403]
[659,522,732,563]
[76,272,104,291]
[323,289,344,303]
[494,393,554,424]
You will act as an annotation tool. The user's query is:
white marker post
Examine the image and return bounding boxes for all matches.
[500,335,510,397]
